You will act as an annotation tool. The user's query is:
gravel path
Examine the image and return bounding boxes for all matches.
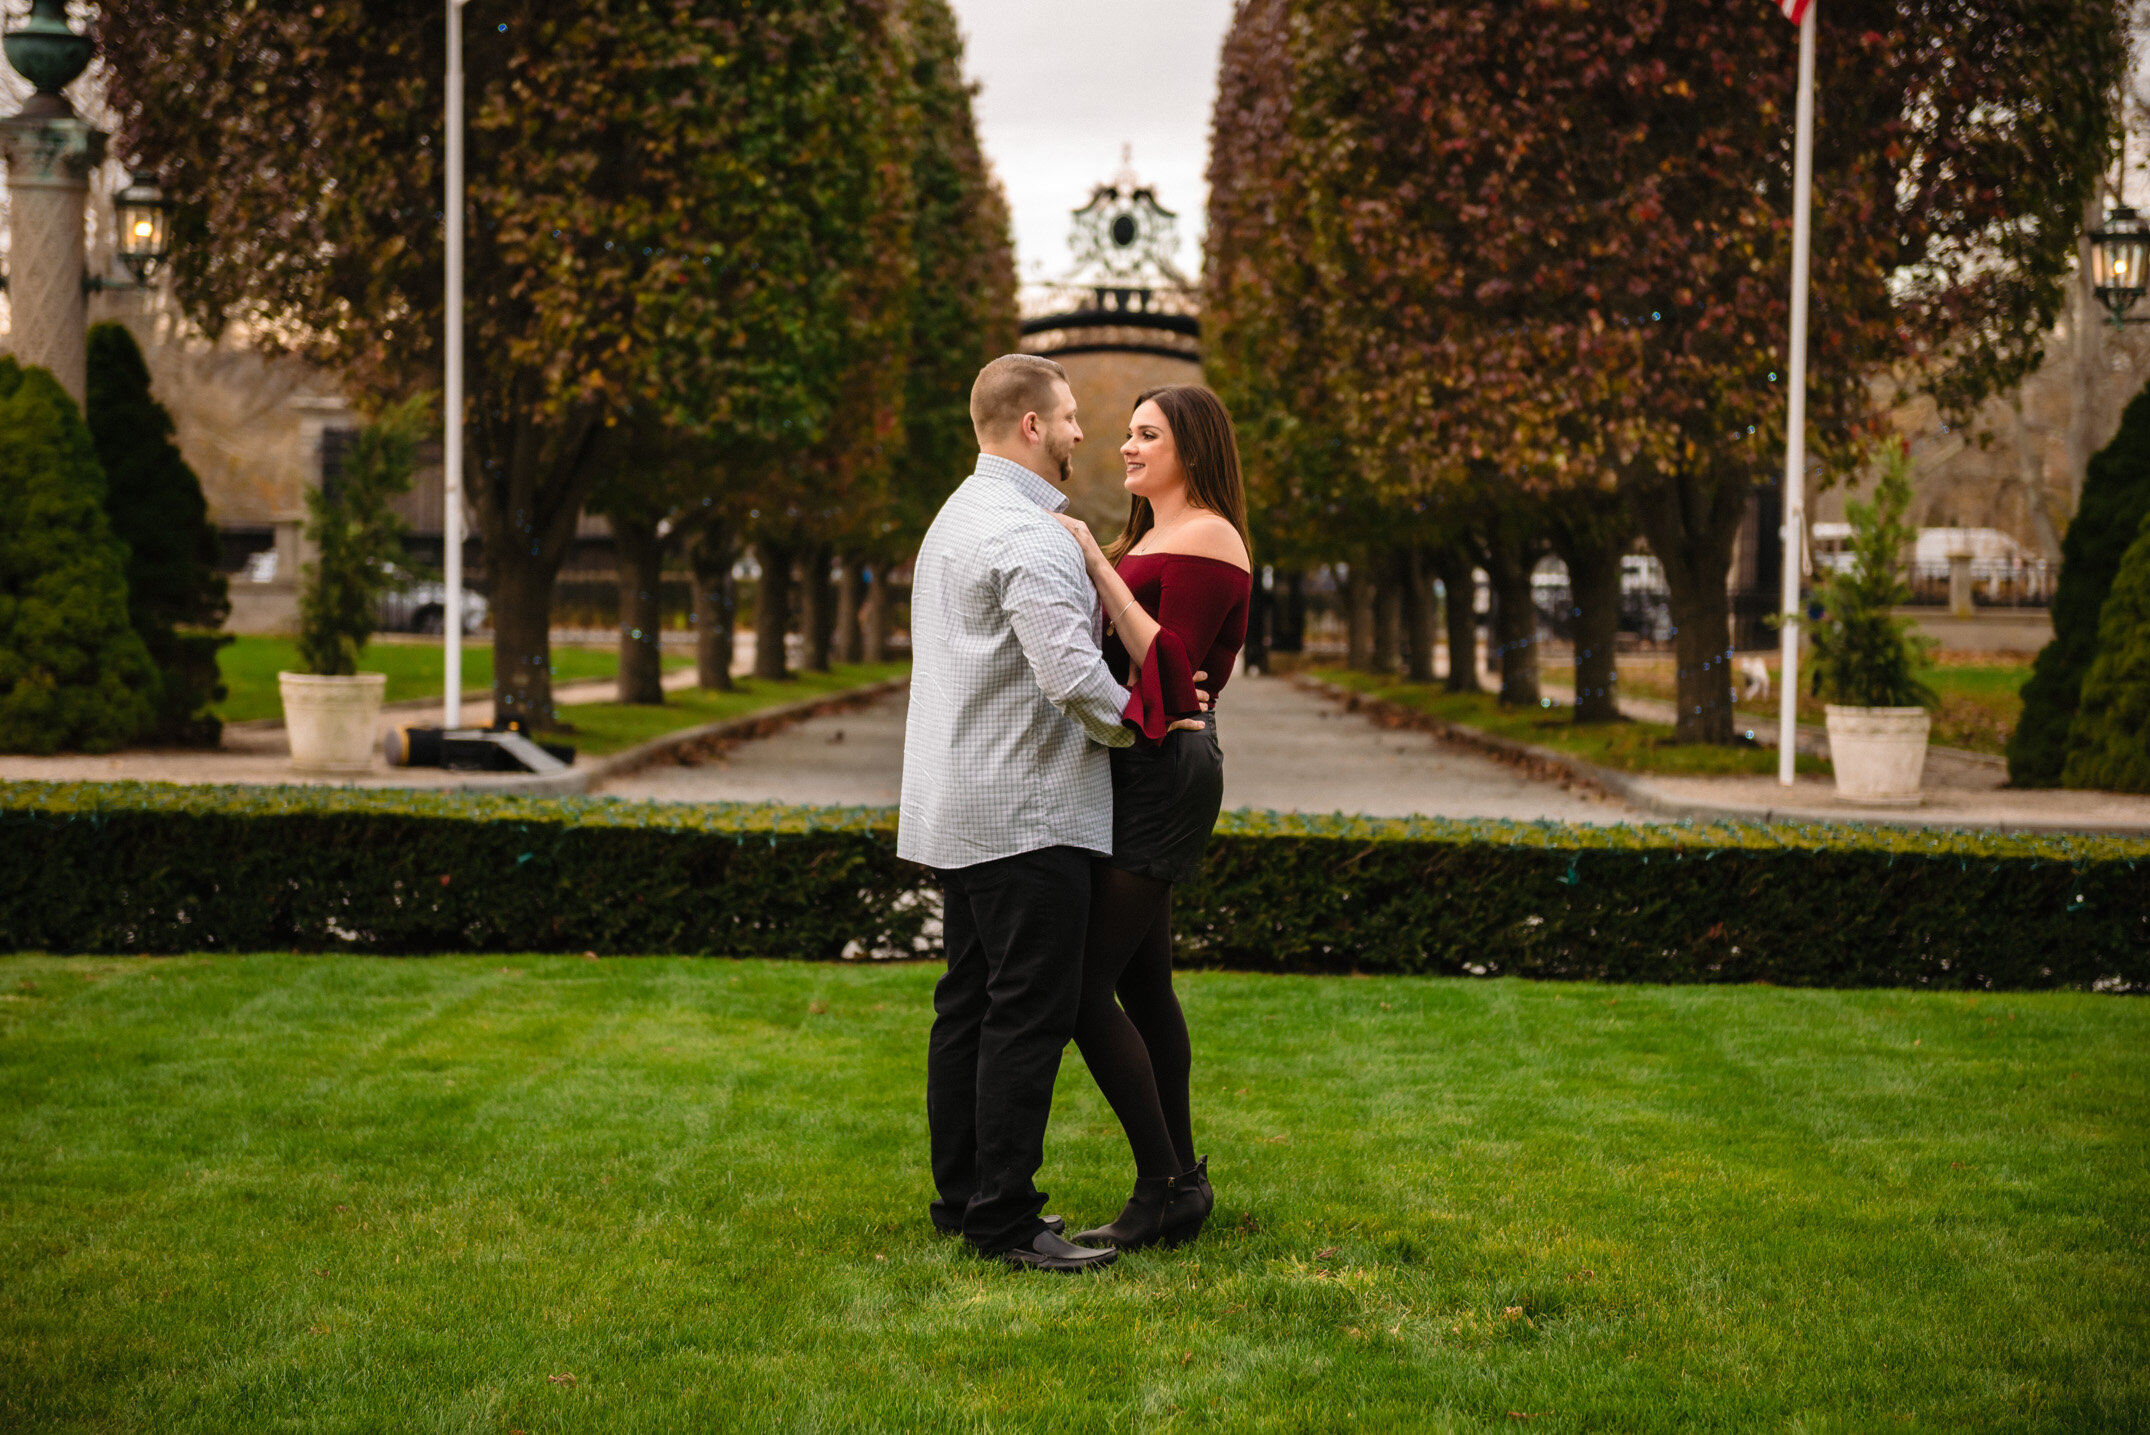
[597,670,1633,824]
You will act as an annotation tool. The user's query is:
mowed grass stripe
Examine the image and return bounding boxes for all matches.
[0,957,2142,1433]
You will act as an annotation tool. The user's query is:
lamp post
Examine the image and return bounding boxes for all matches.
[1,2,168,407]
[1,0,104,406]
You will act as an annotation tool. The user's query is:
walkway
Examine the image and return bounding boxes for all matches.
[598,671,1632,823]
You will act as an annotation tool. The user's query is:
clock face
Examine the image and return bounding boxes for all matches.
[1069,179,1185,287]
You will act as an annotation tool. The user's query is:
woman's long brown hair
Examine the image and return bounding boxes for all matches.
[1103,384,1253,564]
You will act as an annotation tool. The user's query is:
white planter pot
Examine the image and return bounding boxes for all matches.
[1824,704,1931,806]
[280,672,387,775]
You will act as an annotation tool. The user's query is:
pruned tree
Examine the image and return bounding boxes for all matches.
[1206,0,2123,740]
[101,0,916,729]
[86,321,231,745]
[0,359,159,754]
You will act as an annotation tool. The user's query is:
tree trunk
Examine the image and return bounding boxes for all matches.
[753,536,793,681]
[1273,569,1305,652]
[1630,463,1751,743]
[799,542,834,673]
[1545,493,1630,724]
[836,552,866,664]
[1345,561,1376,671]
[486,558,563,730]
[1242,567,1272,673]
[612,512,667,705]
[1479,517,1547,706]
[689,519,735,692]
[862,560,890,663]
[1373,554,1402,673]
[1428,544,1480,692]
[472,413,611,732]
[1402,546,1435,683]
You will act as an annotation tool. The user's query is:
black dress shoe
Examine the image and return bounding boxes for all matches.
[995,1229,1118,1273]
[1158,1156,1213,1247]
[1072,1173,1176,1251]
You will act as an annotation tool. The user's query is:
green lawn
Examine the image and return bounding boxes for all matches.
[1616,655,2028,757]
[214,637,687,724]
[2,957,2140,1432]
[1317,670,1831,777]
[557,662,910,756]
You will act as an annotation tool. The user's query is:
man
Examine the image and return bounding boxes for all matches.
[898,353,1132,1272]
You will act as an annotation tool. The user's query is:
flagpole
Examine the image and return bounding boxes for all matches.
[1777,0,1816,786]
[443,0,468,731]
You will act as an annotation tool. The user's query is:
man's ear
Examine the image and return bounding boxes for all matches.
[1018,410,1043,445]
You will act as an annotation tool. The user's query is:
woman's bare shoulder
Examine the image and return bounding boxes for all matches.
[1153,513,1250,571]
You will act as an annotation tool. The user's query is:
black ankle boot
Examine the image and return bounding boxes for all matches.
[1071,1174,1176,1251]
[1158,1157,1213,1246]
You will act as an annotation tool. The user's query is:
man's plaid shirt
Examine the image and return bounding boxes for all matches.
[897,454,1134,871]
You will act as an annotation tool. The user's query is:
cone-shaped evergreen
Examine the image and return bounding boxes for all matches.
[86,322,232,746]
[2060,514,2150,790]
[0,358,159,753]
[2008,382,2150,785]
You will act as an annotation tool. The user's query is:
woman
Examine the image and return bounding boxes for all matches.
[1051,384,1252,1251]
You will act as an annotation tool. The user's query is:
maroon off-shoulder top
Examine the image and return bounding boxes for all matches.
[1104,552,1252,742]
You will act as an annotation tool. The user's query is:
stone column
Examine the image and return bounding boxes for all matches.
[1,106,104,407]
[1947,552,1974,618]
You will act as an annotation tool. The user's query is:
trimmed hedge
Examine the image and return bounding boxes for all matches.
[2,780,2145,991]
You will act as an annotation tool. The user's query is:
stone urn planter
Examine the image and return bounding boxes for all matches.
[1824,704,1931,806]
[280,672,387,775]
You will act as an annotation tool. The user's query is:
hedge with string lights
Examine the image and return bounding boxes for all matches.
[2,782,2142,991]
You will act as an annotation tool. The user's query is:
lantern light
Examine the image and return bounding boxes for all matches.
[2089,204,2150,326]
[113,169,170,285]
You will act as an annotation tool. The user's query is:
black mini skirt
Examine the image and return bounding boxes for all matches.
[1107,711,1224,885]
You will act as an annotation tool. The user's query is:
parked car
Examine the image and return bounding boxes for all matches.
[375,566,489,635]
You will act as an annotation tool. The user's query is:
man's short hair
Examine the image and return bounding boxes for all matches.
[970,354,1070,442]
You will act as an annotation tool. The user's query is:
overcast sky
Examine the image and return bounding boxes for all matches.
[944,0,1239,287]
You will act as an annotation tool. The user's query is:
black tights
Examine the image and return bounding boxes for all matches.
[1071,862,1196,1178]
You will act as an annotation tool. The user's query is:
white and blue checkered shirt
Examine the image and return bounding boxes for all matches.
[897,454,1135,870]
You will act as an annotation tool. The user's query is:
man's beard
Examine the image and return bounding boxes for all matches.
[1045,432,1075,485]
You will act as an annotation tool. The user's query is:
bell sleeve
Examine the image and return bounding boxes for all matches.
[1118,560,1244,742]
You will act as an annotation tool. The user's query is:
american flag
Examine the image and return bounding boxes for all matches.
[1777,0,1813,20]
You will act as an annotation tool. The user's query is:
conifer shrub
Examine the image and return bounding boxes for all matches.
[2010,382,2150,785]
[85,322,231,745]
[295,397,427,675]
[2061,516,2150,790]
[1807,443,1936,709]
[0,361,159,753]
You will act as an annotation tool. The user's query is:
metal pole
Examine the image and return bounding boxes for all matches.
[1777,1,1816,786]
[443,0,467,730]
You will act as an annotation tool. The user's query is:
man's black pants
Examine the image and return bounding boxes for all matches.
[926,844,1090,1252]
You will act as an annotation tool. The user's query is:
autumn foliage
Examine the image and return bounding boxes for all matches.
[1207,0,2121,740]
[98,0,1015,726]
